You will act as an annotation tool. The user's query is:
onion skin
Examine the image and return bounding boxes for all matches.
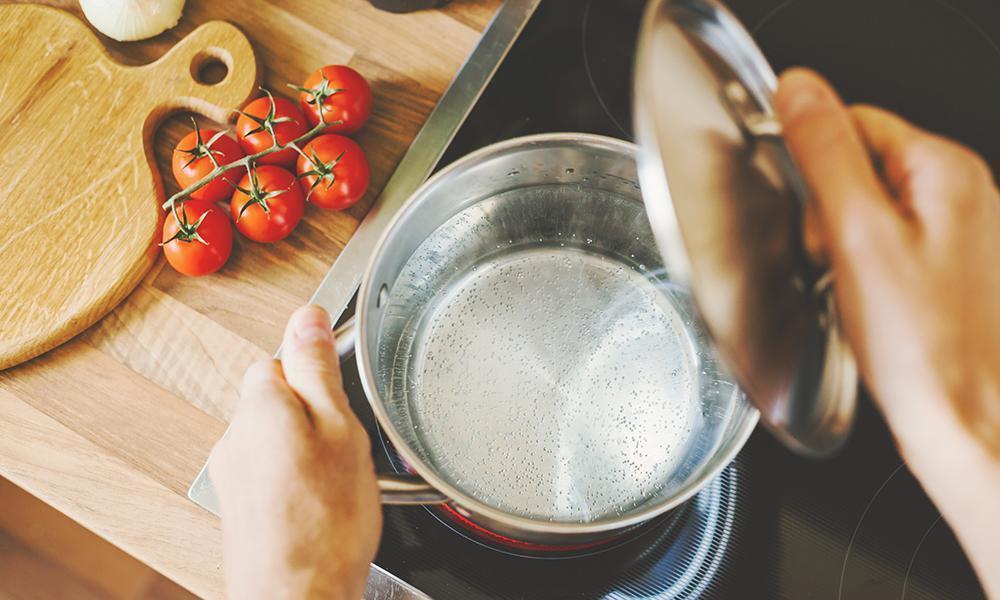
[79,0,186,42]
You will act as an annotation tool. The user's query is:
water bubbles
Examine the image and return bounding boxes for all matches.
[370,185,740,524]
[392,245,701,523]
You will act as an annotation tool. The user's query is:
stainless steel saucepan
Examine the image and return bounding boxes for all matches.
[334,133,758,545]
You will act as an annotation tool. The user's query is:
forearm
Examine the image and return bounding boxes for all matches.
[888,390,1000,599]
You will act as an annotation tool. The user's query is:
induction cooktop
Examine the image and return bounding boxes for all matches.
[192,0,998,597]
[368,0,995,597]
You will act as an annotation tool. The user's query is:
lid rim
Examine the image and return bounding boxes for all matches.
[633,0,858,456]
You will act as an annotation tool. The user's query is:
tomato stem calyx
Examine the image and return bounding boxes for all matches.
[234,88,298,149]
[295,146,345,202]
[288,76,345,124]
[160,204,211,247]
[178,117,229,169]
[232,162,288,221]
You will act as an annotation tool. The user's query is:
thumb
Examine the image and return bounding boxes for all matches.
[775,68,900,256]
[279,304,350,428]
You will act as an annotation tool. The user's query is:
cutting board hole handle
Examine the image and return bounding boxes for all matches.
[190,49,231,87]
[140,21,259,124]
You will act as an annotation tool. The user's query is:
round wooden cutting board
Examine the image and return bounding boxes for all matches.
[0,5,258,370]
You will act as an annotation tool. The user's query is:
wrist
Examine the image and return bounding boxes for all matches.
[886,390,1000,598]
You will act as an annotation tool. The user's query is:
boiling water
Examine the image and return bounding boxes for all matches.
[405,246,700,522]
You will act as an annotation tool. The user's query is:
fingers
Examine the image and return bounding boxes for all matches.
[212,359,308,485]
[775,68,903,258]
[846,105,919,196]
[279,305,352,431]
[850,104,995,226]
[238,359,309,428]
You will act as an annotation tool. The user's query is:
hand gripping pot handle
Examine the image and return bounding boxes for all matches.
[333,317,449,506]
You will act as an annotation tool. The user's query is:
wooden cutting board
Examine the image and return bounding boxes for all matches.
[0,4,258,370]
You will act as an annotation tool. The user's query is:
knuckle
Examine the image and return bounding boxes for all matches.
[901,140,954,191]
[902,139,945,173]
[834,220,869,259]
[284,353,337,379]
[832,203,880,258]
[235,364,306,431]
[905,139,992,218]
[908,137,988,183]
[319,412,368,449]
[281,358,345,412]
[955,147,994,185]
[319,410,353,439]
[242,359,282,389]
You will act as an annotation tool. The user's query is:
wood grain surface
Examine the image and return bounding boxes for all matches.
[0,1,501,597]
[0,5,259,370]
[0,477,197,599]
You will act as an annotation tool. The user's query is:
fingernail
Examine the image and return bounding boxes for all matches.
[777,69,833,119]
[291,305,332,344]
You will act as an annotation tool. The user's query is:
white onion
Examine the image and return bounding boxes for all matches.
[79,0,186,42]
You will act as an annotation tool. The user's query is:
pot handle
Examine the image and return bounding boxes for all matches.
[332,318,449,506]
[334,315,359,359]
[378,474,449,505]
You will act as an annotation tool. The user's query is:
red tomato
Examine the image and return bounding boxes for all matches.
[161,201,233,276]
[296,134,370,211]
[235,92,307,167]
[171,122,244,203]
[230,165,304,243]
[295,65,371,132]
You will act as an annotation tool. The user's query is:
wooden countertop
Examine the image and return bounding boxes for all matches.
[0,1,500,596]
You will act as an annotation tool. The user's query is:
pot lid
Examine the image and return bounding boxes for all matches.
[633,0,857,455]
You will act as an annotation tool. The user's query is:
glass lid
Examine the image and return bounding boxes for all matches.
[633,0,857,455]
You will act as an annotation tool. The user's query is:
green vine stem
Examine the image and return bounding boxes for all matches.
[161,92,341,212]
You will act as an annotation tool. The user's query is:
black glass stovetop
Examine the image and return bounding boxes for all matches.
[348,0,999,597]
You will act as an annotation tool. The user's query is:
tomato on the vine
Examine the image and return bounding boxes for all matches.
[296,134,370,211]
[171,120,244,203]
[235,92,307,167]
[161,201,233,277]
[293,65,371,132]
[230,165,304,243]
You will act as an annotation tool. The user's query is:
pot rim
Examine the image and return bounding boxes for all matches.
[355,132,760,536]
